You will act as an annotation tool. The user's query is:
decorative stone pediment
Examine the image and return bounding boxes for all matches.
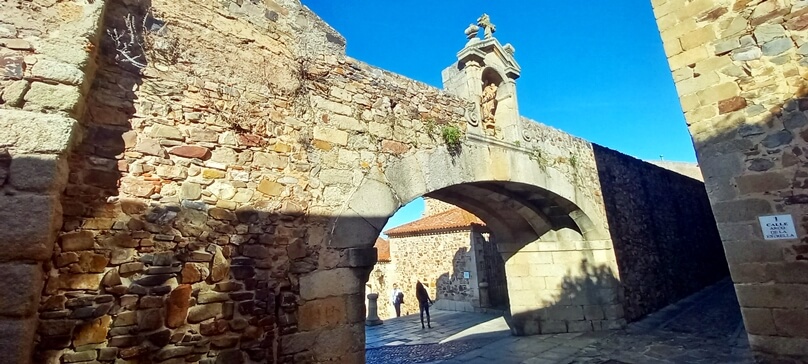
[457,37,521,81]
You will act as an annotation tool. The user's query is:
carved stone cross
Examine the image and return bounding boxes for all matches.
[477,13,496,39]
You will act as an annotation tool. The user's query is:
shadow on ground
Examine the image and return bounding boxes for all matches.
[366,279,751,364]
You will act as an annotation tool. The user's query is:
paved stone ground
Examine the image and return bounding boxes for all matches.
[365,278,753,364]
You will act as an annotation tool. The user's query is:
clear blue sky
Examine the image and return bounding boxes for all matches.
[302,0,697,230]
[380,198,425,239]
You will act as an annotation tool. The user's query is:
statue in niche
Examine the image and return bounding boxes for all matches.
[480,82,498,136]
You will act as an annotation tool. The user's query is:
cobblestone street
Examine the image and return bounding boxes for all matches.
[366,278,752,363]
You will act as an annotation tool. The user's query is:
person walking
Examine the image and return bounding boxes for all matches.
[390,284,403,318]
[415,281,433,329]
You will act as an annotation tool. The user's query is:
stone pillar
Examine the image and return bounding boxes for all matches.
[651,0,808,361]
[0,1,105,362]
[501,241,624,336]
[365,293,383,326]
[296,246,378,362]
[496,79,521,142]
[478,282,490,308]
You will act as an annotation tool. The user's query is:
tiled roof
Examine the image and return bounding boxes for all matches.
[383,208,485,237]
[375,237,390,262]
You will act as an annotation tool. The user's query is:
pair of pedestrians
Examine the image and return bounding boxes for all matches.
[391,281,433,328]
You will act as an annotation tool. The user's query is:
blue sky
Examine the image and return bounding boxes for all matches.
[301,0,696,231]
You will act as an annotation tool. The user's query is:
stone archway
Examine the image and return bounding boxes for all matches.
[330,141,624,336]
[2,0,733,362]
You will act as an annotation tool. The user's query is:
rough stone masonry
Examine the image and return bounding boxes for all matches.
[651,0,808,362]
[0,0,733,363]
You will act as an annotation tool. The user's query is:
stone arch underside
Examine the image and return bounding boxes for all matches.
[330,142,624,335]
[329,143,609,249]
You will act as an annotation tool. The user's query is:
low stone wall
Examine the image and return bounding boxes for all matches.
[593,145,728,322]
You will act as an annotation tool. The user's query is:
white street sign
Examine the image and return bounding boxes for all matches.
[758,214,798,240]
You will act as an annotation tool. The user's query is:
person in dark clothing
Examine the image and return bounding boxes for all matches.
[415,281,433,329]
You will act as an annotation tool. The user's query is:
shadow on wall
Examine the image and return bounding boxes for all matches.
[434,240,508,311]
[31,1,372,363]
[435,247,469,304]
[676,85,808,362]
[479,232,508,309]
[504,259,621,336]
[592,143,730,322]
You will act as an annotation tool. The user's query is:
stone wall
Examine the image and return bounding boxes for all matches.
[0,0,105,362]
[423,197,458,216]
[434,227,497,312]
[18,0,479,361]
[0,0,759,361]
[651,0,808,361]
[593,145,728,322]
[366,261,395,319]
[33,0,320,362]
[647,161,704,181]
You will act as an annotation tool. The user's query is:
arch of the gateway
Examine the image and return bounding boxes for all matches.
[0,0,796,363]
[331,142,620,336]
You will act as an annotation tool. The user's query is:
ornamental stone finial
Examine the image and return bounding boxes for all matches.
[465,24,480,40]
[503,43,515,54]
[476,13,496,39]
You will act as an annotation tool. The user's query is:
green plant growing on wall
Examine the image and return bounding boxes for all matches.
[424,118,437,140]
[441,125,463,156]
[569,154,582,185]
[529,148,548,171]
[513,140,521,147]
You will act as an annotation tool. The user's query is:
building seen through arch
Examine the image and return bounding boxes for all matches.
[366,198,508,320]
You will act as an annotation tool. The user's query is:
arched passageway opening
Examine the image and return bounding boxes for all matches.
[358,176,624,361]
[424,181,621,335]
[365,198,509,322]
